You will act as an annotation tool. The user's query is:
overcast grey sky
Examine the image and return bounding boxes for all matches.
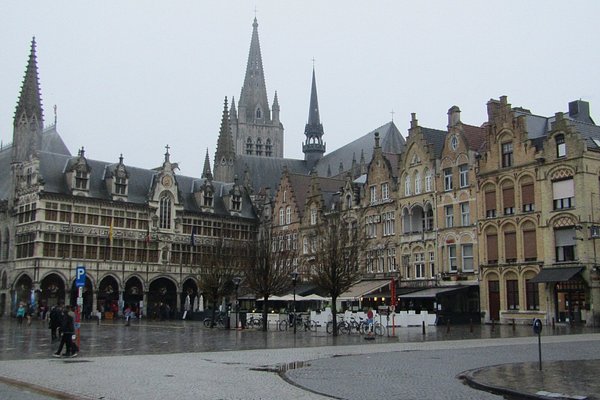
[1,1,599,176]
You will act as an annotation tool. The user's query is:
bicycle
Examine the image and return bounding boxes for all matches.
[279,314,320,332]
[246,315,263,329]
[326,319,349,335]
[203,313,225,328]
[348,316,369,334]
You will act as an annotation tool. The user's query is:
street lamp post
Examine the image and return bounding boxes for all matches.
[232,277,242,330]
[290,271,299,335]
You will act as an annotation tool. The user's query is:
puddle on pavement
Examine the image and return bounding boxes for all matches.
[250,360,311,374]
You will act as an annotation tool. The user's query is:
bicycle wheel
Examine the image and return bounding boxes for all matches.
[203,318,212,328]
[279,320,289,331]
[309,321,318,332]
[374,323,385,336]
[338,322,349,335]
[326,321,333,334]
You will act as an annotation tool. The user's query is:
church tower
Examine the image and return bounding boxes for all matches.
[302,67,325,170]
[232,18,284,158]
[12,37,44,164]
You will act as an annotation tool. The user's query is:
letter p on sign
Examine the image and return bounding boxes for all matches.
[75,266,86,288]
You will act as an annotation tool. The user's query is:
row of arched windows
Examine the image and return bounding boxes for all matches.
[246,137,273,156]
[402,169,434,196]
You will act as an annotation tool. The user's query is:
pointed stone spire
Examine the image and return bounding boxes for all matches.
[302,67,326,169]
[272,91,280,123]
[202,148,212,180]
[12,37,44,163]
[238,17,270,123]
[213,97,236,182]
[14,37,43,128]
[230,96,237,121]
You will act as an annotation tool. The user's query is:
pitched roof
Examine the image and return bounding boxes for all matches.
[314,121,405,177]
[421,127,447,158]
[461,124,486,153]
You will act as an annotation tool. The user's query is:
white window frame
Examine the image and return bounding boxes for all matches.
[459,164,469,188]
[381,183,389,201]
[445,205,454,228]
[448,245,457,272]
[462,244,473,272]
[460,202,470,226]
[444,168,453,191]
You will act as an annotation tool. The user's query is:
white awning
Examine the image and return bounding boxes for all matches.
[338,280,391,301]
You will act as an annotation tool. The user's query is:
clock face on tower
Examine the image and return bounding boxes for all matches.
[161,175,173,188]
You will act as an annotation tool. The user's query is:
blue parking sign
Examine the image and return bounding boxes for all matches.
[75,266,86,287]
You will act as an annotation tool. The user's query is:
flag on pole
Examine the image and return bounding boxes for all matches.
[190,226,196,246]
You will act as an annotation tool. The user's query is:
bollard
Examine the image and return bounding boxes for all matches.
[469,318,473,333]
[512,318,516,332]
[422,320,426,335]
[491,319,495,332]
[446,319,450,333]
[552,317,555,330]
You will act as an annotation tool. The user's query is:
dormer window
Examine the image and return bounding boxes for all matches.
[232,194,242,211]
[159,194,172,229]
[556,134,566,158]
[256,108,262,119]
[203,190,213,207]
[75,170,89,190]
[115,176,127,195]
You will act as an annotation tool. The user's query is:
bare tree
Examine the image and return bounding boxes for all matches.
[197,237,243,327]
[243,226,297,331]
[307,208,364,336]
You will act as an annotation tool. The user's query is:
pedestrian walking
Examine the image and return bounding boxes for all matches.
[16,303,26,325]
[53,306,77,358]
[49,305,63,341]
[124,304,131,326]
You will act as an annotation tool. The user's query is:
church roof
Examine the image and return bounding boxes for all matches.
[314,121,405,177]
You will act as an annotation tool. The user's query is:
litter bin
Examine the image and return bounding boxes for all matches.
[223,315,230,329]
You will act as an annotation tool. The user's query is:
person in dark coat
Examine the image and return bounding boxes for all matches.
[49,305,63,341]
[53,306,76,357]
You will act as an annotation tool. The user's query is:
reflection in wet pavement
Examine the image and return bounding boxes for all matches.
[1,317,598,361]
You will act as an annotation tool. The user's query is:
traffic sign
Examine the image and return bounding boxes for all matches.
[75,266,86,287]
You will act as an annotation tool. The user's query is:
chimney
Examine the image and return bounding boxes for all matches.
[447,106,461,128]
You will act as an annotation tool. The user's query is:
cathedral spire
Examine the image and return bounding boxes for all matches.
[15,37,44,128]
[302,67,325,168]
[213,97,236,182]
[202,148,212,180]
[238,17,271,124]
[12,37,44,163]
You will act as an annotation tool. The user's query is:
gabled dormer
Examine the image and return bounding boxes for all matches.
[148,145,183,232]
[15,154,44,195]
[105,154,129,200]
[225,178,243,215]
[65,147,91,196]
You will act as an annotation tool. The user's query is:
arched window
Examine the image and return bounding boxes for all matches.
[556,134,566,158]
[286,206,291,224]
[425,169,432,192]
[159,195,172,229]
[256,138,263,156]
[265,139,272,157]
[414,171,421,194]
[256,108,262,119]
[404,175,411,196]
[246,138,253,155]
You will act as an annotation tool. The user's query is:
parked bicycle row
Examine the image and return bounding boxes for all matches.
[202,312,386,336]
